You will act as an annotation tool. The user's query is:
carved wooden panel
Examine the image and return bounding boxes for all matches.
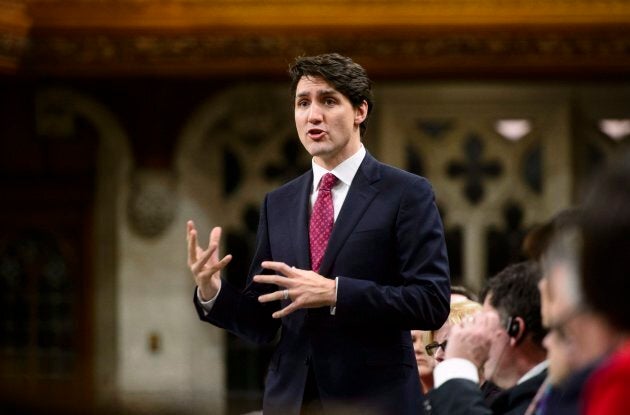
[0,0,30,73]
[6,0,630,76]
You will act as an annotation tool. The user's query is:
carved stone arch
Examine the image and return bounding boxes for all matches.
[36,87,133,405]
[176,82,302,231]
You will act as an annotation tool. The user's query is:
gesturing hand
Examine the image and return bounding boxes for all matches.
[254,261,336,319]
[187,220,233,301]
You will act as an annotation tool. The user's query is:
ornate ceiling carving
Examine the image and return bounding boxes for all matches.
[5,0,630,76]
[0,0,30,73]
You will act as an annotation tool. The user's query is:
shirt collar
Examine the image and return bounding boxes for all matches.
[517,360,549,385]
[311,145,366,190]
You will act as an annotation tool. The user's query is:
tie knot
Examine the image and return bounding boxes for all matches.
[319,173,338,192]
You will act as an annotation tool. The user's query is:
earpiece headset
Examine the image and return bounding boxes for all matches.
[506,316,520,338]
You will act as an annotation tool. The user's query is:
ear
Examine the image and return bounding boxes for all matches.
[354,100,368,126]
[509,316,526,347]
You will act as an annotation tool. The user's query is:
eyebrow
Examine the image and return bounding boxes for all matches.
[295,89,339,98]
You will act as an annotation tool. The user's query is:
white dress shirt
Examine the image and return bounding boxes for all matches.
[434,357,549,388]
[310,144,366,221]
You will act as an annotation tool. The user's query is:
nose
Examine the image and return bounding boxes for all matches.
[307,102,323,123]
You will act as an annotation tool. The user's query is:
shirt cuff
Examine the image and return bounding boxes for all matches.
[433,358,479,388]
[197,286,220,315]
[330,277,339,316]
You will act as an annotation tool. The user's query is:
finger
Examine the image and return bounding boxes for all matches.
[206,227,221,264]
[192,243,217,274]
[214,254,233,272]
[197,254,233,279]
[209,227,223,251]
[261,261,294,277]
[253,274,292,287]
[272,302,299,319]
[195,228,225,271]
[258,289,287,303]
[187,225,198,265]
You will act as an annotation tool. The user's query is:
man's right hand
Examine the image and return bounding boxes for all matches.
[187,220,232,301]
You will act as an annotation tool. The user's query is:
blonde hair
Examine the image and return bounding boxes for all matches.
[425,299,482,344]
[449,299,483,325]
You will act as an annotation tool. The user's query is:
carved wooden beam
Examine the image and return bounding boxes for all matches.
[0,0,30,73]
[26,0,630,29]
[16,0,630,77]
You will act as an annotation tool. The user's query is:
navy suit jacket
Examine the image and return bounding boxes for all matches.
[194,152,450,414]
[426,369,547,415]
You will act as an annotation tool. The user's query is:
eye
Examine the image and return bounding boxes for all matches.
[296,99,309,108]
[324,98,337,106]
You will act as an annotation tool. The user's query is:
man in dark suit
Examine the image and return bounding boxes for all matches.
[426,261,548,415]
[187,53,450,414]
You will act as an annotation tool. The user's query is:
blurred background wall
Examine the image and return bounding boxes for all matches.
[1,1,629,413]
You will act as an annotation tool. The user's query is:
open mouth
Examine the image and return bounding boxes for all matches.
[307,128,326,140]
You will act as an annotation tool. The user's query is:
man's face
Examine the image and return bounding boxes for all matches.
[546,262,576,324]
[538,276,551,328]
[540,266,577,385]
[545,261,592,371]
[294,76,367,170]
[542,329,573,385]
[481,296,512,388]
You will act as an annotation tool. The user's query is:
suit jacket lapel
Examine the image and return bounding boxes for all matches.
[293,171,313,270]
[318,153,381,276]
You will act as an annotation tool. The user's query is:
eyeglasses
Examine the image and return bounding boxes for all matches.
[425,340,447,356]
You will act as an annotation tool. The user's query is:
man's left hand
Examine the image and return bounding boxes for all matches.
[254,261,336,318]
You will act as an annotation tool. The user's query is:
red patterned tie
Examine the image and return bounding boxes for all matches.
[309,173,338,272]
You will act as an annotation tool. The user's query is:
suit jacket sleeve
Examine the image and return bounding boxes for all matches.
[426,379,493,415]
[334,175,450,330]
[193,194,282,345]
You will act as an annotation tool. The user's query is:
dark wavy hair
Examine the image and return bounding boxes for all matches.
[289,53,374,138]
[481,261,546,346]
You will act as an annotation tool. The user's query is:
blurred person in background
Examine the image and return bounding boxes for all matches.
[426,261,547,415]
[450,285,479,304]
[425,299,483,365]
[412,291,481,394]
[580,153,630,415]
[523,209,613,415]
[412,330,436,394]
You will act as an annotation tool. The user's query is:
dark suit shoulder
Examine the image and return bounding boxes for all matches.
[265,170,312,199]
[427,378,492,415]
[376,158,424,179]
[362,153,433,189]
